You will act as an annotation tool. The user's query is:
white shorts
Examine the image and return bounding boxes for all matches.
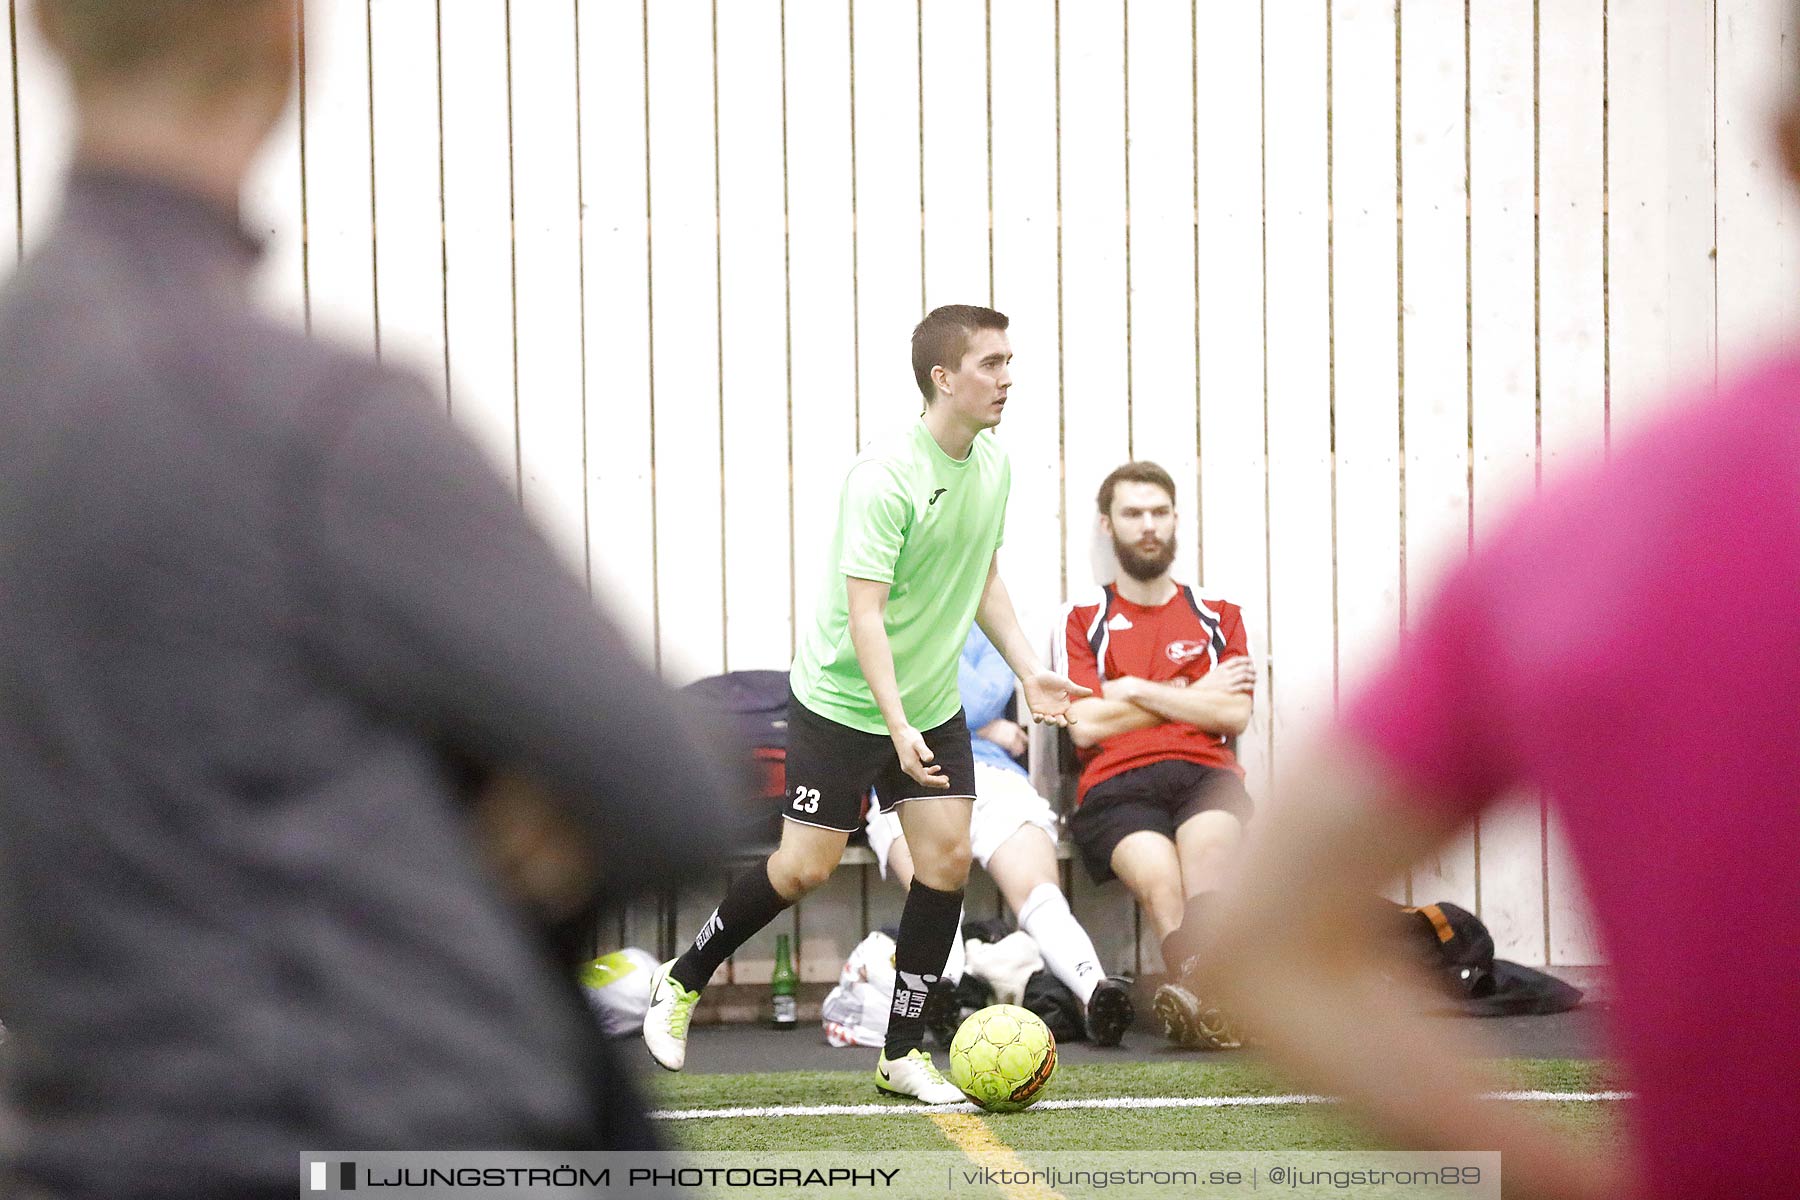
[865,763,1059,879]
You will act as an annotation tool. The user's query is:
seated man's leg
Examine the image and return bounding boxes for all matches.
[1069,765,1187,939]
[1070,770,1203,1045]
[984,821,1058,914]
[986,818,1134,1044]
[1177,809,1244,895]
[974,768,1100,996]
[1158,810,1245,960]
[868,809,917,890]
[1154,766,1254,1050]
[1164,773,1254,966]
[1106,831,1186,943]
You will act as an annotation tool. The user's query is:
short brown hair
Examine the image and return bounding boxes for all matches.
[1096,461,1177,518]
[39,0,289,95]
[910,304,1009,402]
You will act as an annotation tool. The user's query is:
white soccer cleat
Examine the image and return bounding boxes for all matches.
[642,959,701,1072]
[875,1048,965,1104]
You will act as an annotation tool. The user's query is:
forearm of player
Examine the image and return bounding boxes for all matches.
[973,559,1043,679]
[1128,680,1251,737]
[1066,696,1161,748]
[844,577,911,734]
[1226,945,1613,1199]
[1206,746,1627,1200]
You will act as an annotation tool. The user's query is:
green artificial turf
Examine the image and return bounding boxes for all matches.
[648,1058,1628,1156]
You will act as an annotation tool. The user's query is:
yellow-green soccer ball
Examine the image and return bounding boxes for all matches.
[947,1004,1057,1112]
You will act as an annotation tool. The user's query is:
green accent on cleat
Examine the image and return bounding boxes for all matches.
[875,1047,963,1104]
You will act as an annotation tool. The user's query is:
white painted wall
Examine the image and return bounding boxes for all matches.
[7,0,1796,972]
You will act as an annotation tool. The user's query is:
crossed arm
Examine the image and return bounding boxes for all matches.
[1067,655,1256,749]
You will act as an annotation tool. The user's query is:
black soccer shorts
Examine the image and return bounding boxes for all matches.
[1069,759,1254,884]
[779,689,978,833]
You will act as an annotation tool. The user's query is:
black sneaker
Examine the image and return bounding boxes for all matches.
[1152,982,1243,1050]
[1084,977,1134,1047]
[921,978,963,1049]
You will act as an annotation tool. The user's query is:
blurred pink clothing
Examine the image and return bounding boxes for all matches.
[1344,353,1800,1200]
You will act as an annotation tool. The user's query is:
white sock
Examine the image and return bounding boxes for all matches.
[1016,882,1104,1006]
[941,903,967,984]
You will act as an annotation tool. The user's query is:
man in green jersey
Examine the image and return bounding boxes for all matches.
[644,305,1090,1101]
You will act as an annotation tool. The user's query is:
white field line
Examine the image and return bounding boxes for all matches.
[647,1089,1632,1121]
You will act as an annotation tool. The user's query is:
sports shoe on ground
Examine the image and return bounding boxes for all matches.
[642,959,701,1071]
[1152,982,1243,1051]
[1084,976,1135,1047]
[874,1047,965,1104]
[921,978,963,1049]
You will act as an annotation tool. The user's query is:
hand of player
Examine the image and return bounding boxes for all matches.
[976,717,1029,758]
[1102,675,1143,703]
[472,773,597,921]
[890,725,950,788]
[1202,656,1257,694]
[1021,670,1093,727]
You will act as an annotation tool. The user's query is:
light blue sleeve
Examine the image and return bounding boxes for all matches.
[958,626,1016,732]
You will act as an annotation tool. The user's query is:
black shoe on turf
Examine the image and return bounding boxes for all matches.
[922,978,962,1049]
[1084,977,1134,1047]
[1153,982,1243,1051]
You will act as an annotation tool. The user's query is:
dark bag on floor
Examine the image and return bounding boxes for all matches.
[1463,960,1585,1017]
[1021,968,1087,1043]
[1385,899,1583,1017]
[1398,901,1496,998]
[954,972,995,1013]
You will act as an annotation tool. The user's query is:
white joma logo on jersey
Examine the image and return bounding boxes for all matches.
[1107,613,1134,631]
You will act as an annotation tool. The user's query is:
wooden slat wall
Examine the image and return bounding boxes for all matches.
[3,4,18,272]
[11,0,63,264]
[10,0,1800,970]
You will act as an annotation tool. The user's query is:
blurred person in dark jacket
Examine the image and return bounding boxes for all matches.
[0,3,736,1196]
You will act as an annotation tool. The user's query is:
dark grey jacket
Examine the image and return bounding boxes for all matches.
[0,168,731,1196]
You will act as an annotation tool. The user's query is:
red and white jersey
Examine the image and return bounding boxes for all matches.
[1058,583,1251,802]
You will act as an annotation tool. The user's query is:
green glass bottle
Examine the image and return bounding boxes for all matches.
[771,933,798,1029]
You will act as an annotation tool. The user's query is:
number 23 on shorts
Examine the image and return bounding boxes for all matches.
[791,784,821,813]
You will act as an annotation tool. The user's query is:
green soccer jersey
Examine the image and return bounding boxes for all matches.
[790,418,1012,734]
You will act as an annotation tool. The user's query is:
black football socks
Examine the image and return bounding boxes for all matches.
[669,860,791,993]
[1160,891,1218,979]
[885,881,967,1058]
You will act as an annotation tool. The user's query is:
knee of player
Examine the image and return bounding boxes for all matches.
[915,839,973,888]
[1182,809,1245,852]
[771,850,840,897]
[797,860,841,895]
